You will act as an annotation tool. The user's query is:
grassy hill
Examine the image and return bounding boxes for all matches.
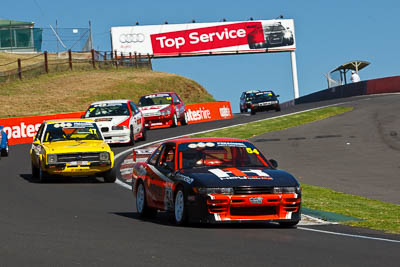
[0,68,215,118]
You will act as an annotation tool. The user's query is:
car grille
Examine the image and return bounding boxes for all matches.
[56,152,101,163]
[230,206,277,216]
[234,186,274,195]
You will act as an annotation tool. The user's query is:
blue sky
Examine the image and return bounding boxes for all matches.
[2,0,400,112]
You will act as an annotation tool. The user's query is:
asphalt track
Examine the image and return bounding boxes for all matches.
[0,94,399,266]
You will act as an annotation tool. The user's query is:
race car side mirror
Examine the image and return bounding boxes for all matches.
[269,159,278,168]
[132,150,137,162]
[276,95,280,97]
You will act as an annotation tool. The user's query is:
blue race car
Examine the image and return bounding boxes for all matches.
[0,126,9,157]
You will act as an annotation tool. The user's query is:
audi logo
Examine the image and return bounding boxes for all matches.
[119,33,145,43]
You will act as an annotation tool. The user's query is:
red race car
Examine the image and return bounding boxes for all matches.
[131,138,301,226]
[138,92,188,128]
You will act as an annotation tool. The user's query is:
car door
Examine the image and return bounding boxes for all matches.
[129,101,142,135]
[31,123,45,167]
[172,93,184,119]
[152,143,176,209]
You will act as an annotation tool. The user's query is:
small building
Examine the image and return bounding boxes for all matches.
[0,18,42,52]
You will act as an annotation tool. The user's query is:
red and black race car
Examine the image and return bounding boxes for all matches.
[131,138,301,226]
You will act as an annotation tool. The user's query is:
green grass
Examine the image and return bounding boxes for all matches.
[193,106,400,234]
[193,106,353,139]
[303,184,400,233]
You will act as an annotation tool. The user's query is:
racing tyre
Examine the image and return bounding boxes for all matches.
[250,109,256,115]
[1,144,8,156]
[140,126,147,141]
[181,112,188,126]
[240,106,244,113]
[279,221,299,228]
[275,105,281,112]
[171,114,178,128]
[136,181,157,217]
[38,163,48,183]
[173,186,188,226]
[103,169,116,183]
[31,162,39,179]
[129,126,135,146]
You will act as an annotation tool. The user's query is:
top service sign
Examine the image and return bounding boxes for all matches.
[111,19,295,57]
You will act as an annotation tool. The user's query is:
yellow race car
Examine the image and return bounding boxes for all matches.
[30,119,115,183]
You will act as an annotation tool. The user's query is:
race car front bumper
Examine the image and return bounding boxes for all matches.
[187,193,301,223]
[143,115,174,127]
[102,129,131,144]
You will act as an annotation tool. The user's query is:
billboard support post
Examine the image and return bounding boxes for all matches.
[290,51,299,99]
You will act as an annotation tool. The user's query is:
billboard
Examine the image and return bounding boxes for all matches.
[111,19,295,57]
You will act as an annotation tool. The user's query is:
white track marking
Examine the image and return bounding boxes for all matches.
[298,227,400,243]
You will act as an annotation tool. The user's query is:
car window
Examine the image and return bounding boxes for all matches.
[178,141,270,169]
[43,122,103,142]
[85,103,130,117]
[148,146,162,166]
[139,93,173,106]
[129,101,139,114]
[157,144,176,170]
[35,123,45,142]
[172,94,180,104]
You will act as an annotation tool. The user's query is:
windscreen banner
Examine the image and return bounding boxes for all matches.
[111,19,295,57]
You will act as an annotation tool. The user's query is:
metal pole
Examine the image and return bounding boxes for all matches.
[290,51,300,99]
[68,49,72,70]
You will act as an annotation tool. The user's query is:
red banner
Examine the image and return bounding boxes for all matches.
[0,102,232,145]
[151,22,263,54]
[0,112,83,145]
[186,101,232,123]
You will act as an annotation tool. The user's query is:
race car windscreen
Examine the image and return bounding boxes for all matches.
[44,122,103,142]
[255,91,276,101]
[178,141,270,169]
[139,94,173,106]
[85,103,130,118]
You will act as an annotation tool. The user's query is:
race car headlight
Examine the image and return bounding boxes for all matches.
[99,152,110,161]
[272,186,300,194]
[160,107,172,116]
[197,187,233,195]
[112,126,127,130]
[47,154,57,164]
[284,31,292,38]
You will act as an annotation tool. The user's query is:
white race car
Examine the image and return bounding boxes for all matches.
[83,99,145,145]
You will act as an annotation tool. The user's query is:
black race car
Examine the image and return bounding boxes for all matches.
[131,138,301,226]
[249,91,281,115]
[239,90,260,113]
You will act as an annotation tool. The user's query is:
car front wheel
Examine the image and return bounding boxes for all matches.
[129,126,135,146]
[181,112,188,126]
[173,187,188,226]
[171,114,178,127]
[279,220,299,228]
[103,169,116,183]
[136,181,156,217]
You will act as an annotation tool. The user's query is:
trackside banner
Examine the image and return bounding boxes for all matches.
[111,19,295,57]
[186,101,232,123]
[0,102,232,145]
[0,112,84,145]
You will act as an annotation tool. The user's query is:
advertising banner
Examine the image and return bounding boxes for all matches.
[0,112,84,145]
[1,101,233,145]
[111,19,295,57]
[186,101,232,123]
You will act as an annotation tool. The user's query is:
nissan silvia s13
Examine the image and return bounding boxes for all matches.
[131,138,301,226]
